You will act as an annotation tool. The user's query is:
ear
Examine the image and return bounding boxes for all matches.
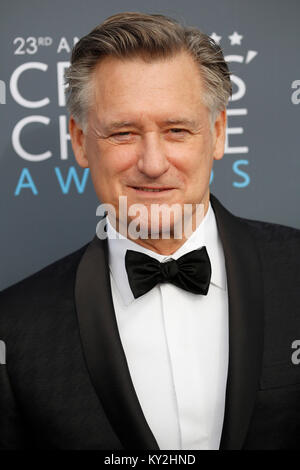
[212,109,227,161]
[69,116,89,168]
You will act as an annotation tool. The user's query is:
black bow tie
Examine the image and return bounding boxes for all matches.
[125,247,212,299]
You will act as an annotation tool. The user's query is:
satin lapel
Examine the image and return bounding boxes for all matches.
[75,234,159,450]
[210,194,264,450]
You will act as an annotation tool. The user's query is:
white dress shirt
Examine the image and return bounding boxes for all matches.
[106,202,229,450]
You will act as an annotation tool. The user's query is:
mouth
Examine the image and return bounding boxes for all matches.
[129,186,175,194]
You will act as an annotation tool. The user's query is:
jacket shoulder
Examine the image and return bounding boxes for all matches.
[0,242,89,330]
[236,216,300,273]
[237,216,300,247]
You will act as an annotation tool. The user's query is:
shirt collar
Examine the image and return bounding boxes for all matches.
[106,202,227,307]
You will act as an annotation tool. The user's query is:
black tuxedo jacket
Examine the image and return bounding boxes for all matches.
[1,194,300,450]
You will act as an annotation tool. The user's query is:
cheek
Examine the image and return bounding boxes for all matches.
[108,147,137,173]
[86,142,138,205]
[92,142,136,176]
[169,137,212,176]
[170,138,214,196]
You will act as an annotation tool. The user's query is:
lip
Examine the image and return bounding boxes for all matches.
[128,186,175,196]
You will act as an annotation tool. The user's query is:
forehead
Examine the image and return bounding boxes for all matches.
[90,52,207,121]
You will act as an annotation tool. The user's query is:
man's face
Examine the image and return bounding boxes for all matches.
[70,51,226,238]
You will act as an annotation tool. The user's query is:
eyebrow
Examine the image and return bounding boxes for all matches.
[102,118,199,133]
[162,119,198,128]
[102,121,136,133]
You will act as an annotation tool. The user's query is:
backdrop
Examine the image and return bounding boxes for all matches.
[1,0,299,290]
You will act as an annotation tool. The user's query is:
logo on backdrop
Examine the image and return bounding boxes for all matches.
[209,31,258,189]
[7,33,257,196]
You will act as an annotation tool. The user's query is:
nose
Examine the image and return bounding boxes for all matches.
[137,132,169,178]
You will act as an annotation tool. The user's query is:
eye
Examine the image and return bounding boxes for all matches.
[168,128,189,138]
[111,131,131,137]
[170,128,186,133]
[110,131,133,142]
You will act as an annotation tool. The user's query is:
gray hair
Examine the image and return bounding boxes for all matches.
[65,12,232,131]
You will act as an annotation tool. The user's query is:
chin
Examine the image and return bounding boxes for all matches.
[128,213,184,240]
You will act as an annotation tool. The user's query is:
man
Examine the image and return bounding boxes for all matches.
[0,12,300,450]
